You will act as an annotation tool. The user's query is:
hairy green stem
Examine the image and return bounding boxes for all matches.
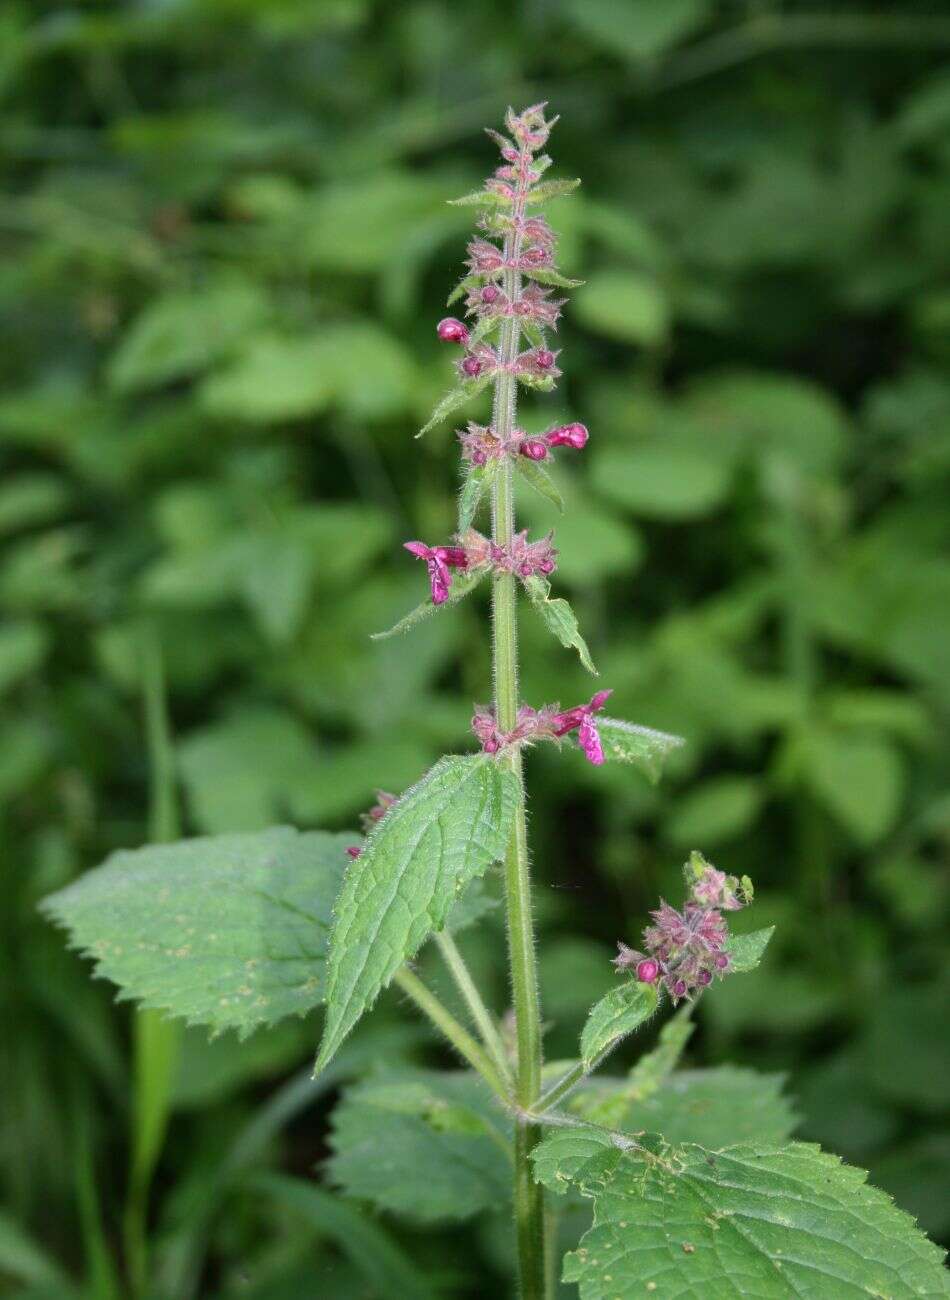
[434,930,513,1087]
[491,175,547,1298]
[393,967,511,1105]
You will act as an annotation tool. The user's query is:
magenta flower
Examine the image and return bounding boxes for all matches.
[614,858,751,1000]
[404,541,468,605]
[547,422,589,450]
[551,689,612,765]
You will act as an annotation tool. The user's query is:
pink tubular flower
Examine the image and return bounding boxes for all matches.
[518,421,589,462]
[614,858,752,1002]
[551,689,612,764]
[547,422,588,449]
[437,317,470,345]
[404,541,468,605]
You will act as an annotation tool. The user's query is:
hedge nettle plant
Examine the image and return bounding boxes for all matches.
[45,106,948,1300]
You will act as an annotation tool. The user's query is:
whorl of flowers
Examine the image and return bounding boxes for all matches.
[614,854,754,1001]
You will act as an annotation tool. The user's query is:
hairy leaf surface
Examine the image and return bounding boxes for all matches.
[596,716,684,781]
[41,829,350,1037]
[524,575,596,673]
[579,980,657,1069]
[327,1070,510,1222]
[316,756,518,1072]
[573,1066,797,1149]
[535,1130,949,1298]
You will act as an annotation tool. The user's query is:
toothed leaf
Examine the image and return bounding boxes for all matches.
[448,190,511,208]
[40,829,349,1038]
[524,575,596,674]
[572,1066,798,1148]
[522,267,584,289]
[458,464,493,533]
[418,377,490,437]
[596,716,684,782]
[726,925,775,973]
[328,1070,510,1223]
[579,979,658,1069]
[534,1130,949,1299]
[371,567,487,640]
[315,756,518,1072]
[526,178,581,204]
[514,457,564,511]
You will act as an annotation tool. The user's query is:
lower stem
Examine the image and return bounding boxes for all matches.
[493,458,546,1296]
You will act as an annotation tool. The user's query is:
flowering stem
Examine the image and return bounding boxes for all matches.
[491,170,548,1299]
[393,967,511,1105]
[434,930,513,1087]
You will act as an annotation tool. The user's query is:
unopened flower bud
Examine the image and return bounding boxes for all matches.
[697,968,713,986]
[462,355,483,377]
[523,247,548,264]
[636,959,659,984]
[481,285,500,303]
[672,979,688,1000]
[535,348,555,369]
[520,439,548,461]
[437,317,470,345]
[714,952,730,970]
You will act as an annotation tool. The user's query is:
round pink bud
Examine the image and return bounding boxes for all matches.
[697,969,713,986]
[437,317,470,345]
[672,979,688,999]
[535,348,555,369]
[714,953,730,971]
[636,959,659,984]
[462,356,483,377]
[519,561,533,577]
[538,558,556,575]
[483,737,500,754]
[470,448,487,466]
[501,146,519,163]
[520,439,548,461]
[481,285,500,304]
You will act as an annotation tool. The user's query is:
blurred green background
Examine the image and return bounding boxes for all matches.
[3,1,950,1296]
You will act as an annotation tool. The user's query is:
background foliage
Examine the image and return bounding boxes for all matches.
[2,1,949,1296]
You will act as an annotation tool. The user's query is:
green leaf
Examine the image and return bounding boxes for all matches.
[370,566,488,640]
[457,463,493,532]
[596,716,684,782]
[521,266,584,290]
[524,575,597,673]
[447,275,482,306]
[526,178,581,204]
[514,456,565,512]
[448,189,511,208]
[327,1069,510,1222]
[574,271,669,346]
[590,444,732,518]
[316,755,519,1072]
[108,279,268,393]
[576,1005,696,1125]
[726,926,775,974]
[534,1132,950,1299]
[574,1066,798,1149]
[667,775,763,846]
[0,620,48,696]
[252,1173,437,1300]
[564,0,711,61]
[418,377,490,437]
[801,728,904,845]
[41,829,351,1038]
[579,979,658,1069]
